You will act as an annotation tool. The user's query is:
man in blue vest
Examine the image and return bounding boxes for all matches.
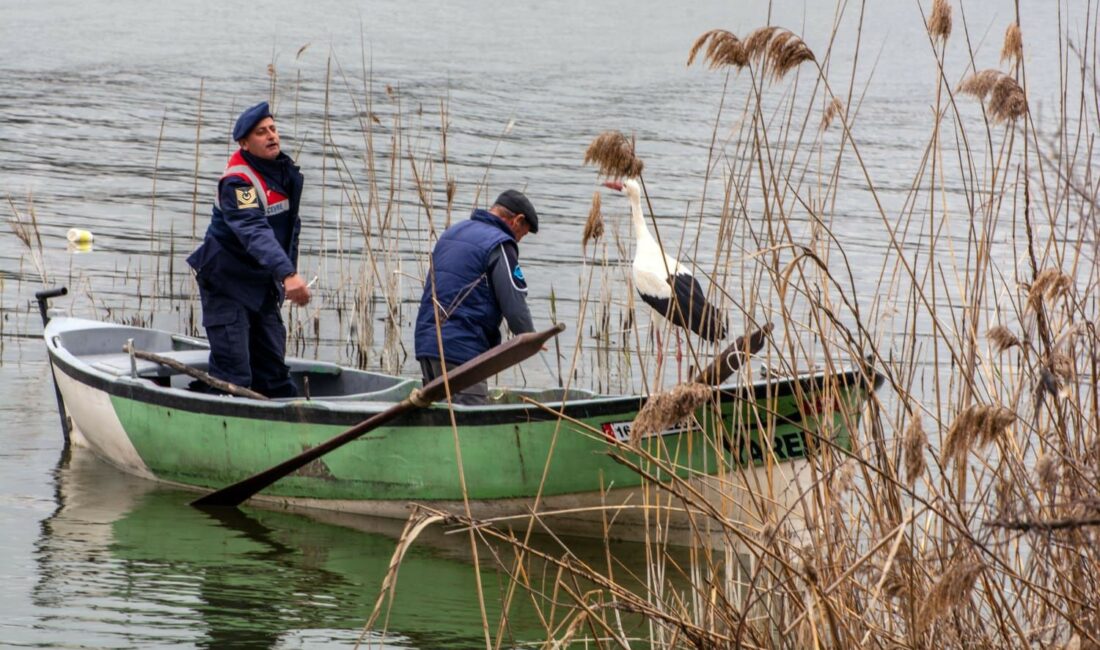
[186,101,311,398]
[414,189,540,404]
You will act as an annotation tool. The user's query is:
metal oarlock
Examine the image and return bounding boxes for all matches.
[35,286,71,443]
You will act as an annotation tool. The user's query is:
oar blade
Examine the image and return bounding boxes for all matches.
[191,323,566,508]
[692,323,772,385]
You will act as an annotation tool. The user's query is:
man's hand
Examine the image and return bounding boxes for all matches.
[284,273,311,306]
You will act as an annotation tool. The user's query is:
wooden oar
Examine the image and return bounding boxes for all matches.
[122,342,268,400]
[191,323,566,508]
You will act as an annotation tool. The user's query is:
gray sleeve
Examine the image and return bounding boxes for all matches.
[487,243,535,335]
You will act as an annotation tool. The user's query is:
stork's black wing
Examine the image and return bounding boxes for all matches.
[666,272,727,341]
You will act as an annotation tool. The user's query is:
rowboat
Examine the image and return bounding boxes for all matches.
[42,310,882,542]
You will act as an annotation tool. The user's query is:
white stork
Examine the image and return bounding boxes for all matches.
[603,178,727,342]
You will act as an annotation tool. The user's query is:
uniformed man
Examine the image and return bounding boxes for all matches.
[186,101,310,398]
[414,189,540,405]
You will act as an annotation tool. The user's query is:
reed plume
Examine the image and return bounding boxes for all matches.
[1001,23,1023,63]
[1038,367,1063,400]
[988,325,1021,353]
[1038,353,1075,401]
[690,26,814,79]
[903,416,927,486]
[631,383,712,443]
[744,27,816,79]
[917,557,985,630]
[743,26,780,60]
[821,97,844,130]
[687,29,747,68]
[1026,268,1073,310]
[929,0,952,41]
[446,177,457,205]
[943,404,1016,464]
[1036,453,1058,493]
[582,191,604,253]
[958,69,1028,122]
[583,131,644,179]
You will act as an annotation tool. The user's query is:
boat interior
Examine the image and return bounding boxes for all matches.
[53,323,600,405]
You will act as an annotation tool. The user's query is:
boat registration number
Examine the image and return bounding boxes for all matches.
[600,420,692,443]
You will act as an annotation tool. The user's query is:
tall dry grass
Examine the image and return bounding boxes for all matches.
[361,5,1100,650]
[4,2,1096,648]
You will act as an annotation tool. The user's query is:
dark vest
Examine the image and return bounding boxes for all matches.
[414,211,516,364]
[186,150,302,312]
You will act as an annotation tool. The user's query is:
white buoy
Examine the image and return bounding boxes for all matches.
[66,228,94,243]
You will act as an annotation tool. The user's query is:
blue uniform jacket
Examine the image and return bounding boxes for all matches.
[415,210,521,365]
[186,150,303,314]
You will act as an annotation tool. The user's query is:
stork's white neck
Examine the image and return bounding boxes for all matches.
[625,186,655,247]
[625,183,681,277]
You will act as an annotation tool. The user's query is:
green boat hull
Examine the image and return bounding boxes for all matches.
[45,317,880,537]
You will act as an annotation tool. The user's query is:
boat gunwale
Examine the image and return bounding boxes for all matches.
[44,317,882,428]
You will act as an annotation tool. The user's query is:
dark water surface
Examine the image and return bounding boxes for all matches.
[0,0,1075,646]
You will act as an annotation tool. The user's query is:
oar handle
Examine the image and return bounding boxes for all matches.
[415,323,566,404]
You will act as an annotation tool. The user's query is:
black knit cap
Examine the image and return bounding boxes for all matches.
[493,189,539,233]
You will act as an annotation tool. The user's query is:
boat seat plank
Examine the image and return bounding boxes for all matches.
[87,349,210,377]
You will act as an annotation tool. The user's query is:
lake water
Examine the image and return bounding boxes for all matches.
[0,0,1077,646]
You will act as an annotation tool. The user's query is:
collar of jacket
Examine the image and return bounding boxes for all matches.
[469,208,517,241]
[240,149,298,191]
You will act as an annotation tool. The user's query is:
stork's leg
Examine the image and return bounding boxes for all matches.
[654,326,664,383]
[676,330,683,383]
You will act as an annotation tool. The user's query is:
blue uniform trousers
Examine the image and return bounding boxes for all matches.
[198,283,296,398]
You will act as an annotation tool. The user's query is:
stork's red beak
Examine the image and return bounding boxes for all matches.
[602,180,624,191]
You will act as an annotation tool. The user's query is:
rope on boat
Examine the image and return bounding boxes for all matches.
[407,388,431,408]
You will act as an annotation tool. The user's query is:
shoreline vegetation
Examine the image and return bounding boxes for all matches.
[6,1,1099,647]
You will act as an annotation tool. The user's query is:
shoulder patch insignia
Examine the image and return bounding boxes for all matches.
[513,265,525,283]
[235,186,259,209]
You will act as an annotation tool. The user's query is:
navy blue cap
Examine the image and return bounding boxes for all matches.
[232,101,273,141]
[493,189,539,233]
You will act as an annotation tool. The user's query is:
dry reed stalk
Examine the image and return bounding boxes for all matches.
[943,404,1016,465]
[44,13,1100,646]
[958,69,1028,122]
[630,383,712,443]
[6,195,49,284]
[929,0,952,41]
[988,325,1021,352]
[1002,23,1023,63]
[582,191,604,253]
[1052,323,1083,352]
[917,557,985,631]
[830,459,856,495]
[903,415,927,486]
[583,131,644,179]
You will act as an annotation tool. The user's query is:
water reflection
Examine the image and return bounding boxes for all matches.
[33,448,557,648]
